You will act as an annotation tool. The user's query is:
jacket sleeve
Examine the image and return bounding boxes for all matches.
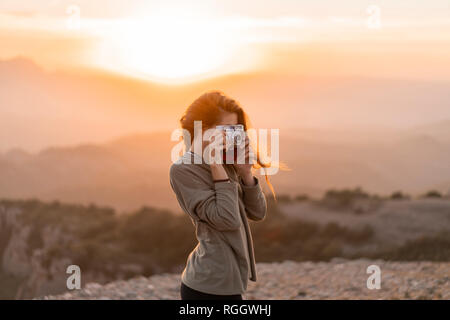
[170,165,242,231]
[240,176,267,222]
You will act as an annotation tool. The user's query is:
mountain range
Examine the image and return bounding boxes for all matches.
[1,57,450,210]
[1,128,449,212]
[1,57,450,151]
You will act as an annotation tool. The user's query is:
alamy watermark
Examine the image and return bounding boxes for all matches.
[66,265,81,290]
[366,265,381,289]
[66,4,81,30]
[366,4,382,30]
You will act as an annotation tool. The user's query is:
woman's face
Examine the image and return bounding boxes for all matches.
[198,111,239,152]
[216,111,238,126]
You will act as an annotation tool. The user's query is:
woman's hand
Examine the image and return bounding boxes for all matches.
[203,129,226,165]
[204,129,229,181]
[233,137,256,186]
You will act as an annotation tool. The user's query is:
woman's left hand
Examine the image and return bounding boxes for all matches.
[233,137,256,186]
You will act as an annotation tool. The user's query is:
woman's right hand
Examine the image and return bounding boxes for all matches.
[203,129,230,181]
[203,129,227,165]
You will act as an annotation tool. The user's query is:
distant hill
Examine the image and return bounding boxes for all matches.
[1,129,449,211]
[2,57,450,151]
[2,56,450,209]
[0,133,174,211]
[410,120,450,143]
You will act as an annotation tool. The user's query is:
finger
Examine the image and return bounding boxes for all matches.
[212,131,226,146]
[209,139,225,151]
[247,148,257,163]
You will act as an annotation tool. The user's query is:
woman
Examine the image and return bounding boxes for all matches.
[169,91,273,300]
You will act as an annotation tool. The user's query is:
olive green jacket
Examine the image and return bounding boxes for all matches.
[169,152,267,295]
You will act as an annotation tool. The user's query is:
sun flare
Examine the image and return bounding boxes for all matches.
[103,8,238,81]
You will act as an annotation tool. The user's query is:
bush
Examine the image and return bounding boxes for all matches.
[118,207,196,270]
[2,195,448,300]
[390,191,410,200]
[324,187,369,205]
[251,201,373,262]
[423,190,443,199]
[294,194,310,202]
[317,187,380,213]
[371,232,450,261]
[276,194,292,203]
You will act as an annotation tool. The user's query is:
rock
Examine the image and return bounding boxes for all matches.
[36,259,450,300]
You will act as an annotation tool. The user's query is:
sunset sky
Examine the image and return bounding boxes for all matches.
[1,0,450,83]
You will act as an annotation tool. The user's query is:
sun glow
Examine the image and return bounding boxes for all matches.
[102,7,239,81]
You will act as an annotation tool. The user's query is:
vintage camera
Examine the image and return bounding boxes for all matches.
[216,124,245,163]
[216,124,245,148]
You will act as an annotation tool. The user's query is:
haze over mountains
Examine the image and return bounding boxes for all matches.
[1,126,449,212]
[1,57,450,211]
[1,57,450,151]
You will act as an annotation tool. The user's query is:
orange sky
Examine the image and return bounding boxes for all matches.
[1,0,450,83]
[1,1,450,153]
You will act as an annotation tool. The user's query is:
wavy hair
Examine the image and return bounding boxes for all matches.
[180,90,276,198]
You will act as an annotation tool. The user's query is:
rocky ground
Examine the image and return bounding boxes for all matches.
[39,259,449,300]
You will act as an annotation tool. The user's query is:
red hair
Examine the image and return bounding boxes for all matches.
[180,90,276,198]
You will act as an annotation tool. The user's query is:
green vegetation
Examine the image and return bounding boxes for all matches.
[370,232,450,261]
[272,193,309,203]
[0,198,376,284]
[390,191,410,200]
[422,190,443,199]
[271,188,447,206]
[275,194,292,203]
[251,199,374,262]
[0,195,448,298]
[3,199,197,277]
[294,194,310,202]
[314,187,382,214]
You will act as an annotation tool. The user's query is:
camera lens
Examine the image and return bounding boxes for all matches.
[234,132,243,145]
